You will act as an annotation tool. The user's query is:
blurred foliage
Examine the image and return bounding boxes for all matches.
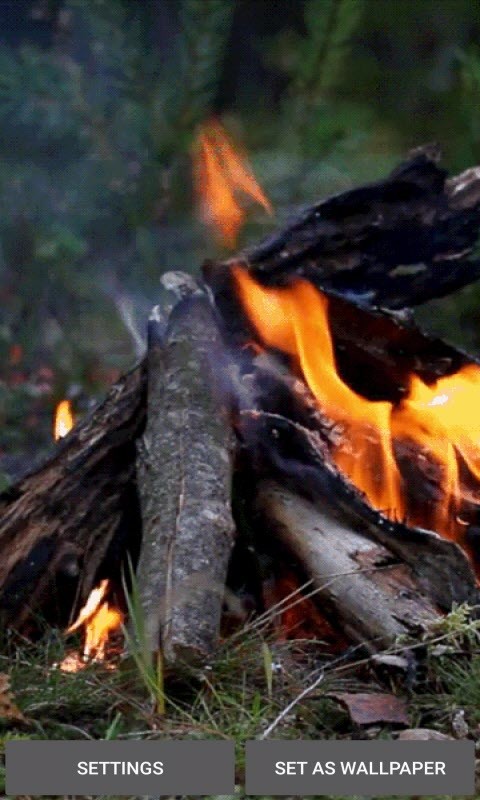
[1,0,480,459]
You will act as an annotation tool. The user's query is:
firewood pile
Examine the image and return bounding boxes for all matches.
[1,147,480,667]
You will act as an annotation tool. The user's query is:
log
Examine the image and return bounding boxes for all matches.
[136,292,236,664]
[212,149,480,309]
[0,363,145,628]
[240,410,478,612]
[255,480,441,649]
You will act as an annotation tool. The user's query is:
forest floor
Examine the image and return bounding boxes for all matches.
[1,603,479,800]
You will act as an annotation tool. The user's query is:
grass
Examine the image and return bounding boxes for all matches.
[1,605,479,800]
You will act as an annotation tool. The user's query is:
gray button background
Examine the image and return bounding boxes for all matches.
[6,740,235,796]
[246,739,475,796]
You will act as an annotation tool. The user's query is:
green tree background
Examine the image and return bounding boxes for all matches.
[1,0,480,465]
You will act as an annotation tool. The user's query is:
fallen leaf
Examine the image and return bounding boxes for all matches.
[0,673,26,722]
[329,691,409,726]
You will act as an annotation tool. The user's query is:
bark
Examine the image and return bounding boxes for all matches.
[136,293,236,664]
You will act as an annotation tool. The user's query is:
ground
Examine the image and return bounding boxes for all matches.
[1,603,479,800]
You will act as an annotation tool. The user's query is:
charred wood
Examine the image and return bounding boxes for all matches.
[0,364,146,629]
[211,149,480,310]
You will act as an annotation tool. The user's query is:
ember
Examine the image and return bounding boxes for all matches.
[233,266,480,553]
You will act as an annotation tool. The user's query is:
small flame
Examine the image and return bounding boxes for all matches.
[194,119,272,248]
[54,399,75,441]
[233,266,480,556]
[63,579,123,667]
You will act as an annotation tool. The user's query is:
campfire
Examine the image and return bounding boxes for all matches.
[1,134,480,671]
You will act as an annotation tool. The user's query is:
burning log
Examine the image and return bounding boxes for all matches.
[240,410,475,639]
[1,148,480,661]
[0,363,145,629]
[136,289,236,664]
[220,146,480,309]
[255,481,439,649]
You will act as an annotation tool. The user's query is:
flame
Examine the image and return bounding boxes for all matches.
[194,119,272,248]
[54,399,75,441]
[234,267,403,517]
[64,579,123,665]
[392,366,480,535]
[233,266,480,548]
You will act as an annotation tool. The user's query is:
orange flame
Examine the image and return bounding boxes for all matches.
[54,399,75,441]
[233,266,480,550]
[194,119,272,248]
[65,579,123,664]
[393,366,480,535]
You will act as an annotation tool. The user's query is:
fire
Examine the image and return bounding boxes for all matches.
[54,399,75,441]
[393,366,480,535]
[63,579,123,666]
[233,266,480,547]
[234,268,404,517]
[194,119,272,248]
